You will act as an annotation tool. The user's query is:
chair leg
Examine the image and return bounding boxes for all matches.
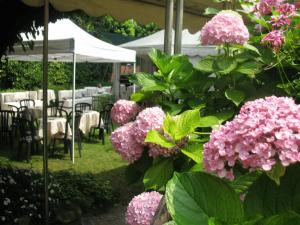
[52,139,56,154]
[26,142,31,162]
[68,140,72,160]
[17,142,22,160]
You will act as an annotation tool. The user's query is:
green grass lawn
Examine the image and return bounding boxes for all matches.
[0,136,143,204]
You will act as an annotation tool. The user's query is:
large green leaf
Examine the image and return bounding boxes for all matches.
[166,172,244,225]
[143,158,174,190]
[173,109,201,140]
[214,57,238,75]
[181,143,203,163]
[236,61,262,76]
[135,72,167,92]
[198,116,220,127]
[212,110,235,123]
[149,49,172,75]
[225,89,245,106]
[255,212,300,225]
[163,114,177,139]
[196,56,215,73]
[229,171,262,194]
[145,130,176,148]
[244,164,300,218]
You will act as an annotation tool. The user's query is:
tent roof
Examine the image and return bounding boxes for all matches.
[120,29,217,57]
[21,0,223,32]
[7,19,136,63]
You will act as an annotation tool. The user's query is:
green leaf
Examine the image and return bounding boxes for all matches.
[135,72,167,92]
[189,163,203,172]
[143,158,174,190]
[225,89,245,106]
[229,171,262,194]
[266,162,286,185]
[196,56,215,73]
[244,164,300,218]
[149,49,172,75]
[203,7,220,15]
[213,110,235,123]
[255,212,300,225]
[163,114,177,139]
[145,130,176,148]
[198,116,220,127]
[181,143,203,163]
[163,221,176,225]
[243,43,261,55]
[236,61,262,76]
[166,172,244,225]
[173,109,200,140]
[130,92,145,102]
[214,57,238,75]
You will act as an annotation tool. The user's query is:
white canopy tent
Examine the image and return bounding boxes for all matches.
[120,29,217,65]
[7,19,136,163]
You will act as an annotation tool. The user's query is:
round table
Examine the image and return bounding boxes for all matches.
[79,110,100,135]
[38,117,71,141]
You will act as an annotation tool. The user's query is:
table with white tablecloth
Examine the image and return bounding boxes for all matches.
[79,110,100,135]
[37,117,71,141]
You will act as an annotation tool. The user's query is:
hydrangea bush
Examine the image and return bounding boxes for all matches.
[110,100,140,125]
[126,191,162,225]
[204,96,300,180]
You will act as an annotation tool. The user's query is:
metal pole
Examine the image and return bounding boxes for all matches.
[42,0,49,224]
[72,52,76,164]
[164,0,174,55]
[133,62,136,93]
[113,63,120,99]
[174,0,184,54]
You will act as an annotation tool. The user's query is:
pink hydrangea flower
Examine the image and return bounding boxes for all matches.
[256,0,284,15]
[110,122,144,163]
[110,100,140,125]
[200,10,249,45]
[269,15,291,27]
[133,107,166,144]
[204,96,300,180]
[148,143,179,157]
[261,30,284,50]
[276,3,296,16]
[126,191,163,225]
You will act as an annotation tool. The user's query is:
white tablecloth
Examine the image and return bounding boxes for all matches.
[38,117,71,141]
[79,110,100,135]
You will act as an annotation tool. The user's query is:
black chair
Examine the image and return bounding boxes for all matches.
[51,108,70,155]
[20,99,35,107]
[68,110,83,158]
[90,104,114,144]
[75,103,91,112]
[0,110,15,149]
[17,117,41,161]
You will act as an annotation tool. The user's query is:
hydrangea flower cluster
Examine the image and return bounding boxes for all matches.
[204,96,300,180]
[110,122,144,163]
[277,3,296,16]
[133,107,166,144]
[200,10,249,45]
[148,143,178,157]
[110,100,140,125]
[255,0,284,15]
[126,191,163,225]
[261,30,285,50]
[270,15,291,27]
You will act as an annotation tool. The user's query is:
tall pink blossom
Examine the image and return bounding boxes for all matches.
[204,96,300,180]
[256,0,285,15]
[269,15,291,27]
[200,10,249,45]
[110,100,140,125]
[276,3,296,16]
[126,192,163,225]
[110,122,144,163]
[261,30,284,50]
[133,107,165,144]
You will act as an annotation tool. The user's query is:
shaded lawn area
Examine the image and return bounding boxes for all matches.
[0,136,143,204]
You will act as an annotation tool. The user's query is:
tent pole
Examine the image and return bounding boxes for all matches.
[42,0,49,224]
[174,0,184,54]
[113,63,120,100]
[72,52,76,164]
[164,0,174,55]
[133,62,136,93]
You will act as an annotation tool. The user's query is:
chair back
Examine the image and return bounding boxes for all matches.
[75,103,91,112]
[0,110,15,132]
[18,117,36,139]
[100,104,113,127]
[47,105,59,117]
[18,106,29,119]
[67,110,82,134]
[20,99,35,107]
